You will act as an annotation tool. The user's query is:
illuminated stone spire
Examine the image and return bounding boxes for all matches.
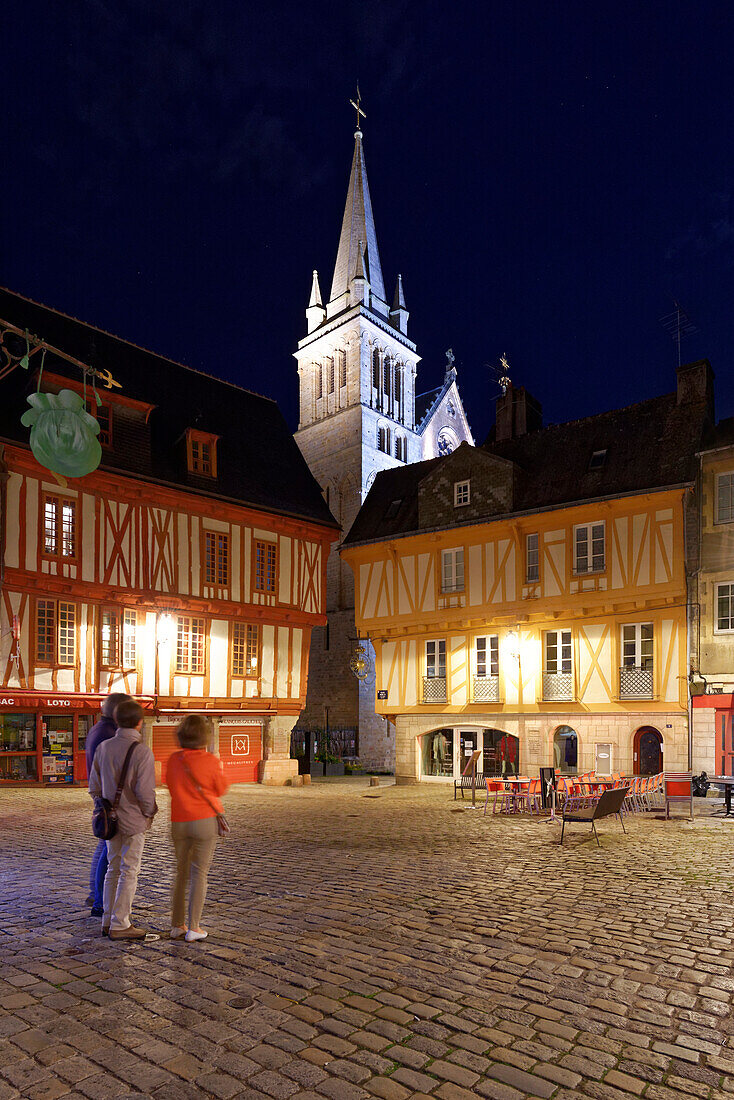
[330,130,386,305]
[306,269,326,333]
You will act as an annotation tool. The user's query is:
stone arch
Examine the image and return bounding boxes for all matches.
[633,726,663,776]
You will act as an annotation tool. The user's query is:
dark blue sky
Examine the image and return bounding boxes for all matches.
[4,1,733,441]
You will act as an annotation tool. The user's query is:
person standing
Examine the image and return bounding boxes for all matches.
[166,715,228,942]
[85,692,132,916]
[89,698,157,940]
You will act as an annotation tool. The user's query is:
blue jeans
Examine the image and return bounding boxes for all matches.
[90,840,108,910]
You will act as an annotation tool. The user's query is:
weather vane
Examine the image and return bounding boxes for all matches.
[349,84,366,132]
[498,354,511,395]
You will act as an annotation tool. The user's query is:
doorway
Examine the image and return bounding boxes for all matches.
[634,726,663,776]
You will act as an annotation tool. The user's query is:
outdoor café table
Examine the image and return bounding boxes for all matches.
[711,776,734,817]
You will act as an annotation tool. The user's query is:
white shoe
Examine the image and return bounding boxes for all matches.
[170,926,187,939]
[185,929,208,942]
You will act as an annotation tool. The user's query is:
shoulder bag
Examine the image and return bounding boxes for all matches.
[92,742,138,840]
[180,754,230,837]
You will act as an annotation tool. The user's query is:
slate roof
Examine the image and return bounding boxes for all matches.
[344,386,711,546]
[414,386,443,430]
[0,287,337,529]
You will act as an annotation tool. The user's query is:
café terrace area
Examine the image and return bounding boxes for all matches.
[1,779,734,1100]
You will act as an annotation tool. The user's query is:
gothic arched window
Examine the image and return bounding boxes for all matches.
[383,357,392,397]
[394,366,402,404]
[377,424,391,454]
[327,356,335,394]
[338,349,347,388]
[316,362,323,400]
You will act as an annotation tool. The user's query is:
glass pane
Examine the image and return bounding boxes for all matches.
[0,713,36,751]
[489,636,499,677]
[437,640,446,678]
[0,755,38,781]
[78,715,92,751]
[421,729,453,777]
[554,726,578,774]
[476,637,486,677]
[42,716,75,784]
[482,728,519,777]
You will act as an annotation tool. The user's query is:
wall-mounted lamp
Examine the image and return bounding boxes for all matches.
[504,629,520,660]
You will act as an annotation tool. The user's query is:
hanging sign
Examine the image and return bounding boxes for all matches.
[21,389,102,478]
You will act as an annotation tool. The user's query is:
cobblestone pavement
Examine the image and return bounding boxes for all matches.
[2,780,734,1100]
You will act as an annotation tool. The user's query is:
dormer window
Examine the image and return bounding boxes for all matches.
[186,429,218,478]
[454,480,470,507]
[588,448,607,471]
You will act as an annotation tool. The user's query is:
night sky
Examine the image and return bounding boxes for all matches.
[4,2,734,442]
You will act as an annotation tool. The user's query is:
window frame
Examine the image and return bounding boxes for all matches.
[454,480,471,507]
[425,639,446,679]
[717,472,734,524]
[377,424,391,454]
[99,607,138,671]
[231,622,259,678]
[715,583,734,633]
[475,634,499,678]
[176,615,206,675]
[620,622,654,668]
[544,629,572,674]
[573,521,606,575]
[204,530,230,587]
[440,547,465,594]
[525,532,540,582]
[186,429,219,479]
[35,598,77,668]
[254,539,278,595]
[42,495,77,561]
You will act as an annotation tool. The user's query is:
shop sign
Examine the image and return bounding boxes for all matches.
[0,695,98,709]
[231,734,251,756]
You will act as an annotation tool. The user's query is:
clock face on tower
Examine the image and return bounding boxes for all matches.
[437,428,456,456]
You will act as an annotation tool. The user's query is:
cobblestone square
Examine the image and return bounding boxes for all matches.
[1,780,734,1099]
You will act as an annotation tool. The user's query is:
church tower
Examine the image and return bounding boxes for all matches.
[294,122,422,768]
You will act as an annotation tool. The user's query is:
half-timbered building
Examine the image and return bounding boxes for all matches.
[0,287,338,787]
[341,362,713,784]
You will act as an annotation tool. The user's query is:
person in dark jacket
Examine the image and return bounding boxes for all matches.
[86,693,132,916]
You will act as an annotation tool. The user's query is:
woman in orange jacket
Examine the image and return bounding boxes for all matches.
[166,715,229,942]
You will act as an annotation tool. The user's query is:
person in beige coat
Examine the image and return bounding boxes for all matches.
[88,698,157,940]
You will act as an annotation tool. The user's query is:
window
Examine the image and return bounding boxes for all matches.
[186,430,218,478]
[476,635,499,678]
[383,357,391,396]
[231,622,259,677]
[526,532,539,582]
[377,425,391,454]
[204,531,229,586]
[36,599,76,666]
[574,522,605,574]
[316,362,323,399]
[717,473,734,523]
[621,623,654,668]
[100,608,137,669]
[441,548,464,593]
[717,584,734,631]
[372,349,380,389]
[454,480,470,507]
[176,616,205,674]
[338,349,347,388]
[588,449,607,471]
[328,356,335,394]
[255,540,278,593]
[87,400,113,447]
[43,497,76,559]
[394,367,402,404]
[395,435,407,462]
[545,630,571,674]
[384,499,402,520]
[425,639,446,679]
[437,428,456,456]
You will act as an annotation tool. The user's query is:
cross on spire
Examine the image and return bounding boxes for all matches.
[349,84,366,133]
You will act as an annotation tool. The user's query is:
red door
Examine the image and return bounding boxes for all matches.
[219,725,262,784]
[719,712,734,775]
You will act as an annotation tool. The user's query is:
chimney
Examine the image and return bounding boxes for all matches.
[677,358,714,414]
[495,384,543,442]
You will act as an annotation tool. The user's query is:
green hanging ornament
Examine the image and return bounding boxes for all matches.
[21,388,102,478]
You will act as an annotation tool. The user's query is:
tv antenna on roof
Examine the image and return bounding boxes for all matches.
[659,301,697,368]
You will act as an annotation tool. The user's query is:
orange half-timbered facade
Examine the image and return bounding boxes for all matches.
[0,287,337,786]
[342,363,713,784]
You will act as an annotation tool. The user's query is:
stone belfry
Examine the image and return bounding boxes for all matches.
[294,111,422,768]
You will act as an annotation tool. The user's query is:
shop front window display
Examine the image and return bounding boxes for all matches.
[0,713,37,781]
[42,716,75,783]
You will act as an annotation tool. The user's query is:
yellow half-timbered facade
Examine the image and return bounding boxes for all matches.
[342,363,713,784]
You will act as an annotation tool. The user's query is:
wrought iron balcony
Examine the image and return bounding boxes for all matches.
[473,675,500,703]
[542,672,573,701]
[619,665,654,700]
[422,676,447,703]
